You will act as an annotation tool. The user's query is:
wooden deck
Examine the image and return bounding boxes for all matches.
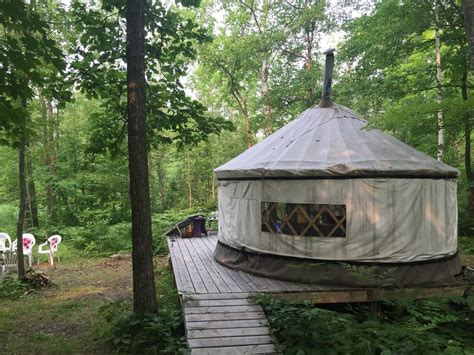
[182,293,276,354]
[167,233,469,354]
[167,233,346,295]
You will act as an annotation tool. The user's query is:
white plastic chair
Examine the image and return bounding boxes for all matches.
[207,211,219,230]
[12,233,36,268]
[0,232,12,252]
[1,250,18,276]
[38,235,62,265]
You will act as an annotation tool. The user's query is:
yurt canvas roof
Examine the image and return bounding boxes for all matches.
[215,104,458,179]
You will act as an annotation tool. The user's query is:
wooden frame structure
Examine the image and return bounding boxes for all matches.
[261,202,346,238]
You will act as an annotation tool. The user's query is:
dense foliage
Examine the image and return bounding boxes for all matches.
[1,0,473,254]
[99,267,185,353]
[255,294,474,354]
[1,0,473,352]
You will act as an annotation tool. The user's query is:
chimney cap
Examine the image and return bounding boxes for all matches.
[323,48,336,55]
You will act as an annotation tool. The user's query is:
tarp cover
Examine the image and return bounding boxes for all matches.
[217,178,458,263]
[215,105,458,179]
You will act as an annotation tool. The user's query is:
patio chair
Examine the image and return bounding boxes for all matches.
[12,233,36,268]
[1,250,18,276]
[38,234,62,265]
[0,232,12,252]
[207,211,219,231]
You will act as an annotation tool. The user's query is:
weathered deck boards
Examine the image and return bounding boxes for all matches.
[167,234,347,295]
[167,233,469,354]
[183,293,277,354]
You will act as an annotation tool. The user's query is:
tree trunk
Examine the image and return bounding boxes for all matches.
[304,0,315,108]
[210,143,216,204]
[462,71,474,218]
[41,98,55,221]
[17,133,27,280]
[126,0,157,316]
[156,149,166,204]
[305,28,314,108]
[260,0,272,137]
[186,151,193,209]
[261,59,272,136]
[435,5,444,161]
[26,145,39,228]
[463,0,474,73]
[242,97,253,148]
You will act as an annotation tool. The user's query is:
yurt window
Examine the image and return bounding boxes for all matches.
[261,202,346,238]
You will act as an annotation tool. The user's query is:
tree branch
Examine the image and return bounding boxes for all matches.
[238,0,262,33]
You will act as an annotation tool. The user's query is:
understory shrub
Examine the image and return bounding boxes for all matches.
[99,267,185,353]
[254,294,474,354]
[60,207,213,255]
[152,207,211,254]
[459,236,474,255]
[99,302,185,353]
[0,277,29,300]
[0,203,18,236]
[0,270,53,300]
[61,222,132,255]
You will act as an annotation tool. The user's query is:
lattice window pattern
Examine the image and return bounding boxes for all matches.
[261,202,346,238]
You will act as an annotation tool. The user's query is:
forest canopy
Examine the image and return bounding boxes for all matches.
[0,0,473,256]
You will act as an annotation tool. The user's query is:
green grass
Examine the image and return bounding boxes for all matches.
[0,250,178,353]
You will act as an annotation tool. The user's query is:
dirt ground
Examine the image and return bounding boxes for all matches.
[0,255,142,353]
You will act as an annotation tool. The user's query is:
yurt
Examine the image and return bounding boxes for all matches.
[213,50,461,287]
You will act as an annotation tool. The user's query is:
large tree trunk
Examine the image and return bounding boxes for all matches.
[462,71,474,218]
[435,5,444,161]
[463,0,474,73]
[26,145,39,228]
[17,133,27,280]
[126,0,157,315]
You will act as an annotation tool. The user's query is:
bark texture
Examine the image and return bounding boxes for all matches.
[41,98,56,221]
[462,71,474,218]
[435,5,444,161]
[17,134,27,280]
[304,0,315,108]
[463,0,474,72]
[261,59,272,136]
[242,97,253,148]
[126,0,157,315]
[26,145,39,228]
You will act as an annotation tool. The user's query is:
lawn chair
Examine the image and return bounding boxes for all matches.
[1,250,18,276]
[207,211,219,231]
[38,235,62,265]
[12,233,36,268]
[0,232,12,252]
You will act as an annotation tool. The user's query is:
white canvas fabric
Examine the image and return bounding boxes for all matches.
[217,178,458,263]
[215,105,458,179]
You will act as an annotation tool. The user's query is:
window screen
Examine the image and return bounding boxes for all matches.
[261,202,346,238]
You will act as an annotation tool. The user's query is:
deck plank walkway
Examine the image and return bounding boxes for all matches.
[183,293,276,354]
[167,233,468,354]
